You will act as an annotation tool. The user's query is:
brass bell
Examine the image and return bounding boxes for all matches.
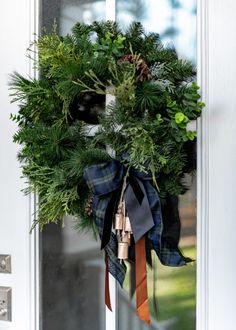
[122,232,131,245]
[118,242,129,260]
[124,216,132,233]
[114,213,124,231]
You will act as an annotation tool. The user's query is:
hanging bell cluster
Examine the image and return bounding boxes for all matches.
[114,196,133,261]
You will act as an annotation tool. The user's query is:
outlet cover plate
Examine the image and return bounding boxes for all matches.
[0,255,11,273]
[0,287,12,321]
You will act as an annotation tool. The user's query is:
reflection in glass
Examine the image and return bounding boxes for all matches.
[117,0,196,63]
[42,0,106,33]
[59,0,106,35]
[117,1,197,329]
[40,1,197,329]
[40,1,106,330]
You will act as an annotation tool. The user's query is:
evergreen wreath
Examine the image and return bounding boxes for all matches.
[9,20,203,238]
[10,21,204,238]
[9,21,204,323]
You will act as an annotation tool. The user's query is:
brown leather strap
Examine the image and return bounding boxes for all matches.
[105,254,112,311]
[135,236,151,324]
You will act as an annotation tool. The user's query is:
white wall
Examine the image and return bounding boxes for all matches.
[0,1,38,329]
[208,1,236,329]
[198,1,236,329]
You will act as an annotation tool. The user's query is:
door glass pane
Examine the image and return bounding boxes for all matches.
[40,2,197,329]
[117,1,197,329]
[40,2,106,330]
[117,0,196,62]
[42,0,106,33]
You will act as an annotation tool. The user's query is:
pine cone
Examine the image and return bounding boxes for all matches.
[120,54,150,81]
[85,196,93,216]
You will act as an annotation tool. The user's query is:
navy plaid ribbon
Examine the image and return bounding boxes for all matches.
[84,159,189,286]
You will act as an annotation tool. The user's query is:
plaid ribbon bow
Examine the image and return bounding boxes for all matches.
[84,159,189,286]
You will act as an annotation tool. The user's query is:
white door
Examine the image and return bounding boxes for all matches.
[1,1,236,330]
[0,1,39,329]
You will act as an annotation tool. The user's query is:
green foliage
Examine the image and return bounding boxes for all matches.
[9,21,204,230]
[136,81,161,111]
[93,32,126,57]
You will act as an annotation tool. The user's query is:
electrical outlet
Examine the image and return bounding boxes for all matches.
[0,287,12,321]
[0,255,11,273]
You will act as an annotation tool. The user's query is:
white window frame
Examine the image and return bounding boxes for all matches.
[29,2,40,330]
[105,2,117,330]
[197,1,209,329]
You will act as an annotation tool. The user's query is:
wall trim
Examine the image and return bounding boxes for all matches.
[28,1,40,329]
[197,0,209,329]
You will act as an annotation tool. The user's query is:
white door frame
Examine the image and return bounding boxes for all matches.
[196,0,209,329]
[197,0,236,329]
[5,0,235,329]
[0,0,40,329]
[28,2,40,330]
[105,2,117,330]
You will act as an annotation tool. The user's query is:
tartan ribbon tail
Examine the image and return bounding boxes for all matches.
[135,236,151,324]
[101,188,121,249]
[105,254,112,312]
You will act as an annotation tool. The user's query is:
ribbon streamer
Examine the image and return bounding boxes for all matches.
[101,187,121,249]
[124,176,154,243]
[105,254,112,311]
[135,236,150,324]
[84,160,190,283]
